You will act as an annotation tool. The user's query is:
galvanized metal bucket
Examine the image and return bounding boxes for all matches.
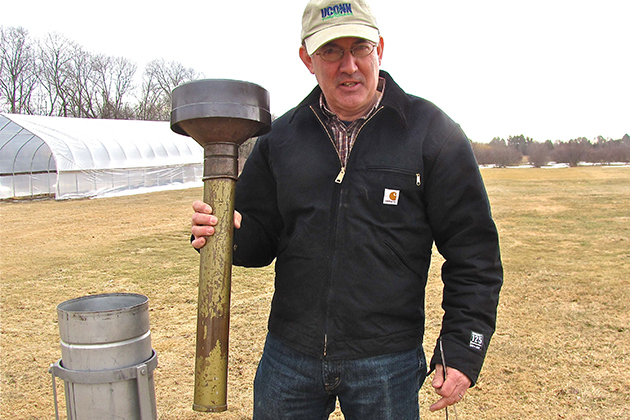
[49,293,157,420]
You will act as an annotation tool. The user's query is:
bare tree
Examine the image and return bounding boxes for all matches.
[67,46,99,118]
[36,32,77,116]
[4,27,201,121]
[0,26,38,114]
[92,55,137,119]
[471,142,494,165]
[527,141,552,167]
[552,138,590,167]
[136,59,199,121]
[488,137,523,167]
[37,35,138,119]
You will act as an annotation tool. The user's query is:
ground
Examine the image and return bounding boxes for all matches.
[1,166,629,419]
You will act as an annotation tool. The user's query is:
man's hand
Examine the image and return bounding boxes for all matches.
[191,200,242,249]
[430,365,471,412]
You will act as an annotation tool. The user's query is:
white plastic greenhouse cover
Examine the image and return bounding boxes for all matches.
[0,113,203,200]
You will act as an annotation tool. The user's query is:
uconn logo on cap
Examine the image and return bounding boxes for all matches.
[321,3,353,20]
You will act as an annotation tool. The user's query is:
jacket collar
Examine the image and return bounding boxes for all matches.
[290,70,410,127]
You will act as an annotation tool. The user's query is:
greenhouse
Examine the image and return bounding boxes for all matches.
[0,113,203,200]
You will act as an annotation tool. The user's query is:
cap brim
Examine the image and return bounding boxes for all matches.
[304,24,380,55]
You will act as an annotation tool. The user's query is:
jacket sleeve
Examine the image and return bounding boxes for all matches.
[232,135,284,267]
[423,122,503,386]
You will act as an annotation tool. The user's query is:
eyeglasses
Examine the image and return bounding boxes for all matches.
[314,42,376,62]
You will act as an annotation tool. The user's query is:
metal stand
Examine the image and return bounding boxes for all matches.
[50,351,158,420]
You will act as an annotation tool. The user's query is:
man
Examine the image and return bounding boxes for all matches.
[191,0,503,418]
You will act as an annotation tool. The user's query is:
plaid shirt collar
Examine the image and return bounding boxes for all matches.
[320,77,386,165]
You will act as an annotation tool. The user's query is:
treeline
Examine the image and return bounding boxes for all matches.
[472,135,630,167]
[1,26,200,121]
[3,25,628,164]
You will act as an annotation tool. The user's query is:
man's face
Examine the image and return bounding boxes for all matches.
[300,37,384,121]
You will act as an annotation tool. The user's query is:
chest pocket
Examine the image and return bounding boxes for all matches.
[367,165,422,187]
[366,165,423,203]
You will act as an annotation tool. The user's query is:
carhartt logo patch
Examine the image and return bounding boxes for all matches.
[321,3,353,20]
[383,189,400,205]
[470,332,484,350]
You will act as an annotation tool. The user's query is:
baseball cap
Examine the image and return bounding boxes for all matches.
[301,0,380,55]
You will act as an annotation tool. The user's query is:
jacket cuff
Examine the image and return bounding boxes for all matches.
[429,336,487,387]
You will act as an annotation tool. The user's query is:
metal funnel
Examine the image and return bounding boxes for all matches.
[171,79,271,146]
[170,79,271,413]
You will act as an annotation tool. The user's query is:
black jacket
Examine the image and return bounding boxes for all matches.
[232,71,502,385]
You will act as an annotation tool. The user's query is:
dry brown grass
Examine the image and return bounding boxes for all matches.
[1,166,629,419]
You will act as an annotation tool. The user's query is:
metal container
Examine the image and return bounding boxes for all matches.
[49,293,157,420]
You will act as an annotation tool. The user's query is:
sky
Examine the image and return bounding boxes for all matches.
[3,0,628,143]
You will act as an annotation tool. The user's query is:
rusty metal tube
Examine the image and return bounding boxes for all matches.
[193,144,238,412]
[170,79,271,413]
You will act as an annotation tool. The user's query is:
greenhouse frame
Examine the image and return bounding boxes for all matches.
[0,113,204,200]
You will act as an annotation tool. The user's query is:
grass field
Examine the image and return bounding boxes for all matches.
[1,166,629,419]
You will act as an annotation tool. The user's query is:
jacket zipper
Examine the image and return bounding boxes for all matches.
[334,167,346,184]
[310,105,384,184]
[310,105,384,358]
[310,107,343,184]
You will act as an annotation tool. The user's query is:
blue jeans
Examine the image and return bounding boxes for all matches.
[253,333,427,420]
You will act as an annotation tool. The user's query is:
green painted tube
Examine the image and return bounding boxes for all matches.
[193,144,238,413]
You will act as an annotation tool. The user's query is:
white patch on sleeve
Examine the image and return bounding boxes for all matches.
[470,332,484,350]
